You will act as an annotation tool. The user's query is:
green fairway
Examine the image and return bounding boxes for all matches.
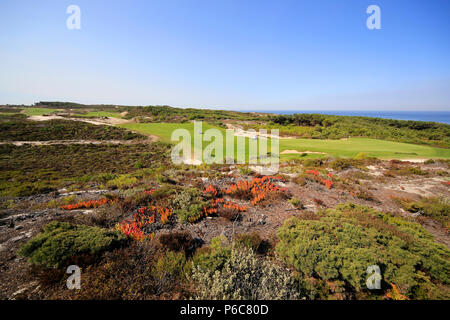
[118,122,266,162]
[118,122,450,161]
[118,122,221,143]
[74,111,122,118]
[22,107,61,116]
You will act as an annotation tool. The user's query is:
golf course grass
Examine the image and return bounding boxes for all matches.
[22,107,61,116]
[279,137,450,159]
[74,111,123,118]
[118,122,450,161]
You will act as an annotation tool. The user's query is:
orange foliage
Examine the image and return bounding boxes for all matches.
[385,283,409,300]
[60,198,117,210]
[225,176,287,206]
[306,169,334,189]
[116,205,172,241]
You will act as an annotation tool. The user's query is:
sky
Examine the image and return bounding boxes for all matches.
[0,0,449,111]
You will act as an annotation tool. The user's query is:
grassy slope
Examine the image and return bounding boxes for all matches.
[119,123,450,160]
[119,122,262,160]
[22,108,61,116]
[74,111,123,118]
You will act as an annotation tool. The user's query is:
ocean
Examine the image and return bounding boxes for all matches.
[257,110,450,124]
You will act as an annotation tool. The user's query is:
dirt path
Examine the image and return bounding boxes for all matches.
[0,139,155,146]
[27,115,133,126]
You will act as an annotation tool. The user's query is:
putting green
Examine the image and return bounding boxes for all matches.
[279,137,450,159]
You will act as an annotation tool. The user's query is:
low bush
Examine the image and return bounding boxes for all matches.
[330,158,354,170]
[289,197,304,209]
[192,236,231,272]
[234,232,271,254]
[158,231,198,256]
[169,187,210,223]
[395,197,450,228]
[54,242,192,299]
[356,188,376,202]
[19,221,127,268]
[276,203,450,299]
[107,175,138,190]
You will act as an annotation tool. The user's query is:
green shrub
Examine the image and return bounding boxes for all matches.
[238,166,254,176]
[354,152,369,160]
[289,197,304,209]
[19,221,127,268]
[169,187,209,223]
[276,203,450,299]
[154,251,191,282]
[193,236,231,272]
[330,158,353,170]
[235,232,263,251]
[106,175,138,189]
[398,197,450,228]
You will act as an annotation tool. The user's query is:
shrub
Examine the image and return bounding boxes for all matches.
[330,158,353,170]
[234,232,271,254]
[192,236,231,272]
[302,158,323,168]
[19,221,127,268]
[150,184,178,200]
[54,242,192,299]
[158,231,196,255]
[154,250,191,282]
[191,247,300,300]
[107,175,138,189]
[225,176,287,206]
[396,197,450,228]
[276,203,450,299]
[169,187,210,223]
[356,188,376,201]
[238,166,254,176]
[354,152,369,160]
[289,197,304,209]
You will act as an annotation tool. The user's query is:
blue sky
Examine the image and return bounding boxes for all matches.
[0,0,449,110]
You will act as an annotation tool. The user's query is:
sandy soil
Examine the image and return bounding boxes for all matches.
[385,158,428,163]
[225,123,293,139]
[27,115,133,126]
[0,139,154,146]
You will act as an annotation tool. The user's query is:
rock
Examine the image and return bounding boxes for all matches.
[14,225,23,231]
[10,235,25,242]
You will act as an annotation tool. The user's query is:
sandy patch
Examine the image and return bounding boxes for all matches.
[384,158,428,163]
[225,123,293,139]
[27,115,133,126]
[0,139,153,146]
[28,115,65,121]
[386,179,444,197]
[249,165,279,176]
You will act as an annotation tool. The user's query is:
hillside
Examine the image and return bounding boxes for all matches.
[0,102,449,300]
